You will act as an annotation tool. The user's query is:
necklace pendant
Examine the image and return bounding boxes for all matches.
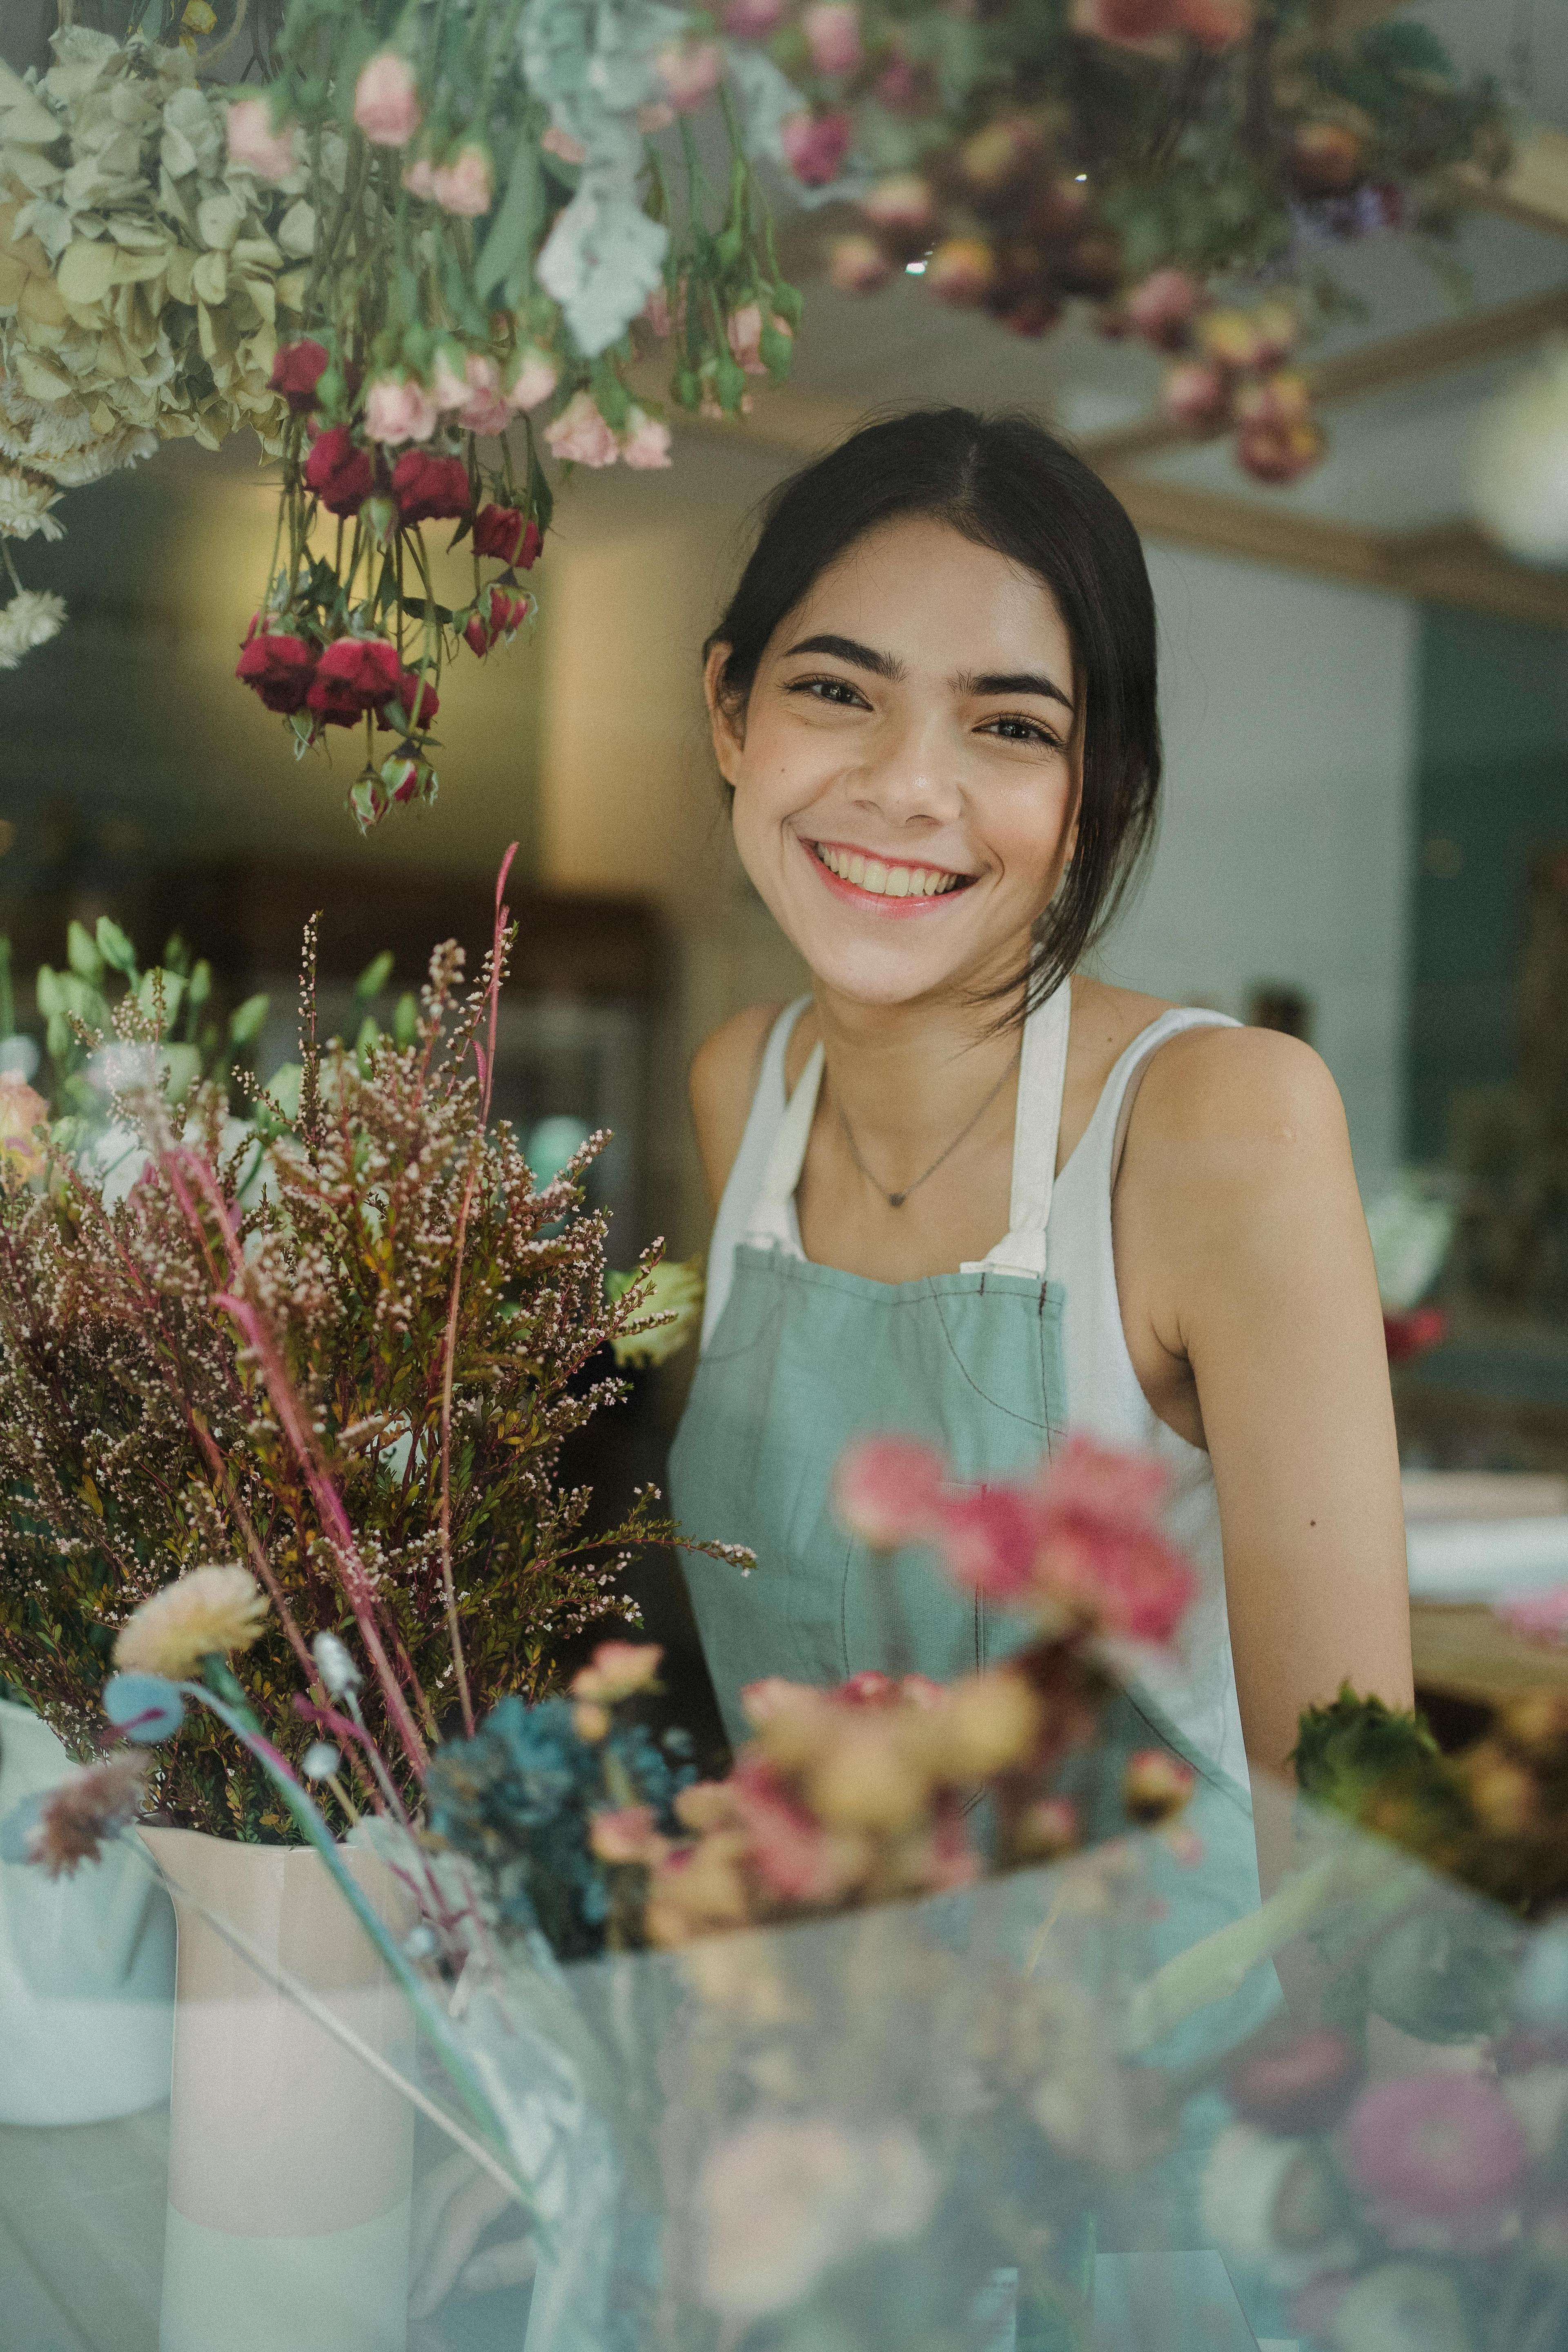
[887,1191,907,1209]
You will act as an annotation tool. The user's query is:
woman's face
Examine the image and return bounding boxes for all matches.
[708,514,1082,1012]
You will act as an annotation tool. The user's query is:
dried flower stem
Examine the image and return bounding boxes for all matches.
[436,842,517,1739]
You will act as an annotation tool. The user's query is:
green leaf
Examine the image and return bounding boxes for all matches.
[67,920,103,983]
[228,992,271,1047]
[477,124,544,304]
[136,968,185,1026]
[33,964,63,1020]
[187,959,212,1013]
[392,991,418,1049]
[95,916,138,978]
[354,951,394,1003]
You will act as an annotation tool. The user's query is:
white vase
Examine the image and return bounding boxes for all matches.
[0,1695,175,2124]
[142,1825,417,2352]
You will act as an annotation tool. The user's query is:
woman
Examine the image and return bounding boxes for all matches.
[668,406,1410,1959]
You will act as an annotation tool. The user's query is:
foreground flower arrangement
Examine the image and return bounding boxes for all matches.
[0,853,721,1834]
[1,4,1506,814]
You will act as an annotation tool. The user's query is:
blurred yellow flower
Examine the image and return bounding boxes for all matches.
[608,1258,703,1368]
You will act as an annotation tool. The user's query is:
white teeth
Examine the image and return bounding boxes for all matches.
[815,844,965,899]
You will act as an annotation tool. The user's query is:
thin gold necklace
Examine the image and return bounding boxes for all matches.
[831,1048,1020,1211]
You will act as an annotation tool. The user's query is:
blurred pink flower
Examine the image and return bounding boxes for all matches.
[828,234,893,295]
[365,376,438,446]
[724,0,788,33]
[543,392,619,468]
[541,125,587,165]
[225,97,298,183]
[400,156,438,200]
[697,2116,935,2323]
[431,350,509,434]
[353,52,421,147]
[656,41,724,114]
[803,2,863,74]
[781,109,853,187]
[726,303,768,376]
[508,349,560,412]
[589,1805,666,1864]
[431,146,493,217]
[728,1755,865,1903]
[1031,1434,1195,1643]
[832,1434,944,1549]
[936,1483,1043,1599]
[0,1076,48,1185]
[1345,2075,1530,2220]
[621,408,673,469]
[1498,1583,1568,1642]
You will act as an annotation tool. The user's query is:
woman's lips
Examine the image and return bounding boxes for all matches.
[798,835,976,918]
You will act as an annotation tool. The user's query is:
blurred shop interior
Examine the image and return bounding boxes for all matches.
[7,0,1568,1747]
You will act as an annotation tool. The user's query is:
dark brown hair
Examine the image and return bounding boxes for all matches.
[706,406,1161,1013]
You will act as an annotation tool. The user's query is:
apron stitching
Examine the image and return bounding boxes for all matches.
[930,1289,1054,1429]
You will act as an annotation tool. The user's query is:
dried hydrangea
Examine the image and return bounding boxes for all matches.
[0,30,323,467]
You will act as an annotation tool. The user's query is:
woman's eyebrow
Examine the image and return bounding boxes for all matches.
[954,667,1074,713]
[782,632,903,679]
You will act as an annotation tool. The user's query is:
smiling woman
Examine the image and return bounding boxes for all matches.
[669,409,1412,1939]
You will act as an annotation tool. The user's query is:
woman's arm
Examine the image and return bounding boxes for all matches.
[1115,1027,1412,1780]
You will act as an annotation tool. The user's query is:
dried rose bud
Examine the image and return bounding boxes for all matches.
[1236,419,1326,486]
[1126,267,1204,353]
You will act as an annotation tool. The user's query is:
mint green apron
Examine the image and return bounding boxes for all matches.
[669,988,1276,2095]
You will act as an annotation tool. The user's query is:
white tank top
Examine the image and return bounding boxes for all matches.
[698,987,1251,1789]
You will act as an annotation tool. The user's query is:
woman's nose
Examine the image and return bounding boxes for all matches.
[848,708,963,826]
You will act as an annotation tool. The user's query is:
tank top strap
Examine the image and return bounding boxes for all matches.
[969,980,1073,1282]
[1083,1005,1241,1196]
[699,996,811,1350]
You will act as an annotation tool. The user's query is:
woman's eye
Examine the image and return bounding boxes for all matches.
[788,675,868,708]
[981,715,1061,749]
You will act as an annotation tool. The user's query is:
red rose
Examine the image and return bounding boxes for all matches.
[472,503,541,569]
[306,636,404,726]
[270,339,330,416]
[303,425,374,516]
[236,630,317,713]
[374,664,440,731]
[390,450,472,526]
[462,586,530,656]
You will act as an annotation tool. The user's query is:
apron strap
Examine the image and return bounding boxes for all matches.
[745,984,1073,1272]
[967,979,1072,1282]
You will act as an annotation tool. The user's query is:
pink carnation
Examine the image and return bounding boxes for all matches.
[1030,1434,1194,1643]
[353,51,421,148]
[781,109,853,188]
[365,376,438,446]
[543,390,619,468]
[225,97,298,184]
[832,1434,945,1550]
[803,2,863,75]
[621,408,673,470]
[936,1484,1044,1601]
[431,146,493,218]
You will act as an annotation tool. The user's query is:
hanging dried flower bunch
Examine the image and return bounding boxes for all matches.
[811,0,1507,486]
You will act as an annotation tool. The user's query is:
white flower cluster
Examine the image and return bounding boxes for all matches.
[0,587,65,668]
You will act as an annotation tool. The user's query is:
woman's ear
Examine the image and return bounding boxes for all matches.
[703,641,744,786]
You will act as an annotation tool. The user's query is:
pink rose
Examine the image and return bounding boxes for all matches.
[543,390,619,468]
[430,145,493,218]
[401,155,438,200]
[803,2,863,75]
[225,97,299,185]
[655,41,724,115]
[365,376,438,446]
[832,1435,945,1550]
[781,109,853,188]
[353,51,421,148]
[1030,1434,1195,1643]
[507,348,559,412]
[621,408,672,470]
[726,303,768,375]
[722,0,787,33]
[432,350,509,434]
[1345,2076,1530,2221]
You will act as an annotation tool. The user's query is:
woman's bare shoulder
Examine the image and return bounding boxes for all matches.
[1059,976,1175,1163]
[689,1002,789,1207]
